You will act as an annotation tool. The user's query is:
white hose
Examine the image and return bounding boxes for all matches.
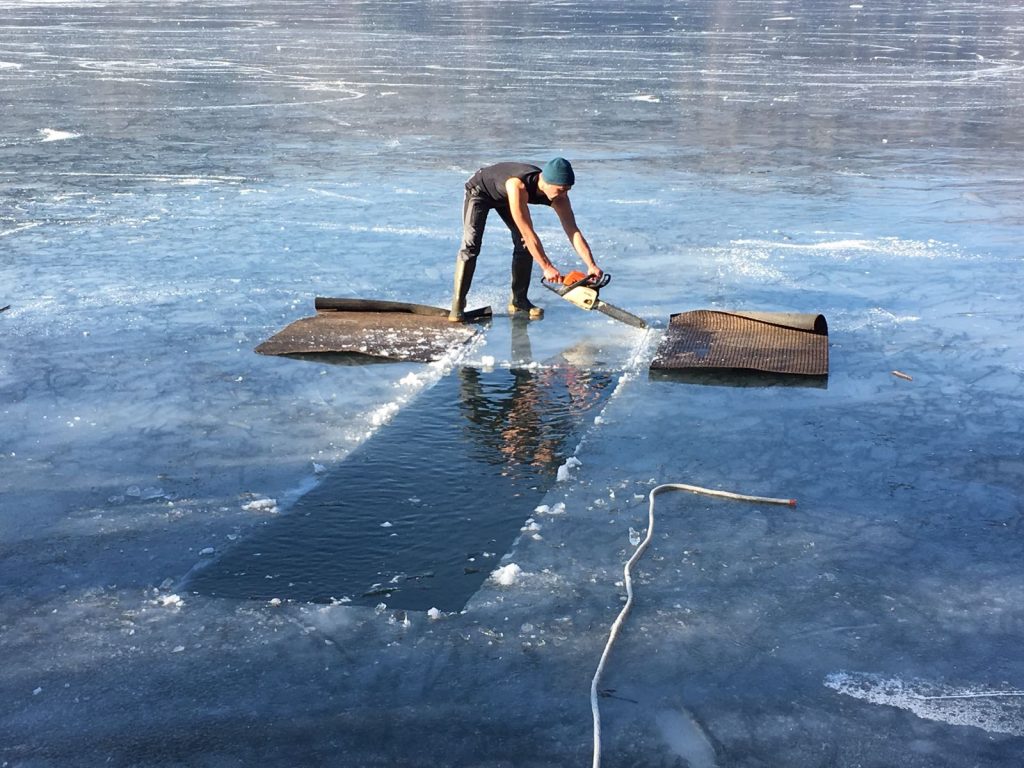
[590,483,796,768]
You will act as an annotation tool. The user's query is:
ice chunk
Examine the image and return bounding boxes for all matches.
[556,457,582,482]
[370,402,400,426]
[427,607,442,620]
[629,527,642,546]
[242,498,278,514]
[490,563,522,586]
[198,547,215,556]
[158,594,183,608]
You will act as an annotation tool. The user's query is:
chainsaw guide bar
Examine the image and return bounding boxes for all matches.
[543,273,647,329]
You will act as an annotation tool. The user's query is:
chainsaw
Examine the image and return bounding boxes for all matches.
[542,271,647,329]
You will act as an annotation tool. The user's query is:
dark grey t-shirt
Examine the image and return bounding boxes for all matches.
[466,163,551,207]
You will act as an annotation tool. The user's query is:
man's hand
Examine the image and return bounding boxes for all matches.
[587,264,603,279]
[543,264,562,283]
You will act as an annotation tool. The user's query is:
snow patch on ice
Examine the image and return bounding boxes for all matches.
[0,222,42,238]
[38,129,80,143]
[39,128,80,142]
[825,671,1024,736]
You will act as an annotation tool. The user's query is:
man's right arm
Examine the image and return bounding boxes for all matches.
[506,178,562,282]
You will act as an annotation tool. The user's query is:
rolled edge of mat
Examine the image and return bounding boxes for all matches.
[314,297,450,317]
[313,297,492,323]
[704,310,827,335]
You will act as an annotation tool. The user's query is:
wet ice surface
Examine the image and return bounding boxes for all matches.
[2,0,1023,765]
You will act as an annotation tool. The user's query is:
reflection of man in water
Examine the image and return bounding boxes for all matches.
[449,158,603,322]
[456,365,612,478]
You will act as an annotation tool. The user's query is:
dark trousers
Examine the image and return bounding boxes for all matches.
[456,189,534,306]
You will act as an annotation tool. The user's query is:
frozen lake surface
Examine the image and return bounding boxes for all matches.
[2,1,1023,765]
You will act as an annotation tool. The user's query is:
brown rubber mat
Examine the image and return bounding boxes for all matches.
[256,298,490,362]
[650,310,828,376]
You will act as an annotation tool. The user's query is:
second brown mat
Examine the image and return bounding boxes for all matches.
[650,310,829,376]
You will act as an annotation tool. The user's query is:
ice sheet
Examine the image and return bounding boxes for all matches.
[1,1,1023,765]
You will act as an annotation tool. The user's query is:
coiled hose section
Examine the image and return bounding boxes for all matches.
[590,483,797,768]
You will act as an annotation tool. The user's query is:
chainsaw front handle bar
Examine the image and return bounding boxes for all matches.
[542,273,611,291]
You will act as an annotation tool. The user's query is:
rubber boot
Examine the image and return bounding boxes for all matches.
[449,257,476,322]
[508,252,543,319]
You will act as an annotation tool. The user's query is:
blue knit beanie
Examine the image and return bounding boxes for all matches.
[541,157,575,187]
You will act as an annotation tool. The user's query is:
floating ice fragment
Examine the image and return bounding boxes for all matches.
[172,646,185,653]
[158,594,183,608]
[427,607,442,620]
[33,687,42,695]
[126,486,141,497]
[534,504,550,515]
[312,462,326,474]
[481,355,495,369]
[198,547,215,556]
[549,502,566,515]
[374,602,388,615]
[490,563,523,586]
[380,521,393,528]
[629,527,642,546]
[269,598,282,607]
[594,415,605,425]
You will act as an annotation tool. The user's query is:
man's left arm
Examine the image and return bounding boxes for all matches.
[552,196,602,277]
